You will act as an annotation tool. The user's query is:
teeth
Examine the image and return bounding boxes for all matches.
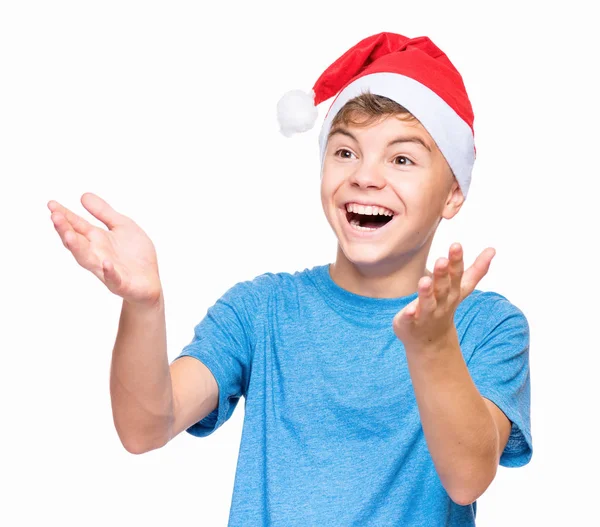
[349,218,379,231]
[346,202,394,216]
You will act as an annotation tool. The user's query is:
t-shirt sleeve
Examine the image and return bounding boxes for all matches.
[171,278,261,438]
[467,295,533,468]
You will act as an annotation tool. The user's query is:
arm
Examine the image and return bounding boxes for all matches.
[110,290,219,454]
[46,194,218,454]
[404,330,511,505]
[393,243,518,505]
[110,290,173,453]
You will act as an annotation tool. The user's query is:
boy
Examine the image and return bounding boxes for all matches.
[48,32,531,526]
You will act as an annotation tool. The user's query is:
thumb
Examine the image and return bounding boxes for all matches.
[394,300,417,326]
[81,192,127,230]
[102,259,123,290]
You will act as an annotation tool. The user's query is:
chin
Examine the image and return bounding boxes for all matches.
[340,243,398,268]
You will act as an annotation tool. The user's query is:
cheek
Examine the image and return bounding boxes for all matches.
[320,180,334,215]
[396,174,435,202]
[319,185,327,211]
[389,180,440,223]
[321,156,348,181]
[320,170,340,202]
[408,188,447,227]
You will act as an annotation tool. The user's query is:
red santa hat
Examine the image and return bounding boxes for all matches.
[276,32,476,198]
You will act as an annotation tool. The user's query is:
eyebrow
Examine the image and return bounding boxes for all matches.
[328,127,432,153]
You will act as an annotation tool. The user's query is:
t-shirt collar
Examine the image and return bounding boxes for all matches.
[310,263,419,326]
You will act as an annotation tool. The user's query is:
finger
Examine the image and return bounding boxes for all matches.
[51,212,80,247]
[404,299,418,319]
[415,276,436,318]
[102,259,123,289]
[48,200,94,236]
[448,243,464,296]
[432,257,451,304]
[394,299,418,332]
[461,247,496,297]
[80,192,128,231]
[52,212,91,263]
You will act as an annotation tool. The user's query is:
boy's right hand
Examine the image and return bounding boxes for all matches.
[48,192,163,307]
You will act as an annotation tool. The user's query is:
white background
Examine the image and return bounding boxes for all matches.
[1,1,598,525]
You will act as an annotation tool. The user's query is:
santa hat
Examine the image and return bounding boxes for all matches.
[276,32,476,198]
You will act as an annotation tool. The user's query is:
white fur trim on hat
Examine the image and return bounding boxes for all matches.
[318,72,475,198]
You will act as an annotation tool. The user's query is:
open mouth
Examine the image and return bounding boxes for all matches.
[345,209,395,231]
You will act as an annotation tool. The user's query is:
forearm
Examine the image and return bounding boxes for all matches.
[110,290,174,453]
[404,329,498,505]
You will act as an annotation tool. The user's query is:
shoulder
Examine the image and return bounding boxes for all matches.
[220,265,318,309]
[242,265,323,294]
[459,288,528,323]
[457,289,530,346]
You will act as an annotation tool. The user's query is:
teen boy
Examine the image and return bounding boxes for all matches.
[48,32,531,526]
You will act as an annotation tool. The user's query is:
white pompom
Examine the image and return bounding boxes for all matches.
[276,89,318,137]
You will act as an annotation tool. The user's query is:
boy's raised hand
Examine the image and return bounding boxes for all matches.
[392,243,496,349]
[48,192,162,307]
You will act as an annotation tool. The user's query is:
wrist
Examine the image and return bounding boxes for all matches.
[404,326,459,356]
[123,289,164,312]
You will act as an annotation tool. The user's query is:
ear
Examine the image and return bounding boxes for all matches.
[441,177,465,220]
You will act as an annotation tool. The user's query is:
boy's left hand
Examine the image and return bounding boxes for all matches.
[392,243,496,350]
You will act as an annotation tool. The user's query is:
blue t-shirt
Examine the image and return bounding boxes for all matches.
[173,264,532,526]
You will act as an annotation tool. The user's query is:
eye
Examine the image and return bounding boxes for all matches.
[334,148,356,159]
[393,155,414,166]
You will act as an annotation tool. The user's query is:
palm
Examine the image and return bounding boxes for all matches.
[48,192,162,305]
[392,243,496,348]
[87,223,159,298]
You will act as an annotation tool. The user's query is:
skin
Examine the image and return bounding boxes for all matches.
[320,113,459,298]
[320,114,512,505]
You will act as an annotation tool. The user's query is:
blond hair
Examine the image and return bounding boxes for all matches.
[328,91,417,139]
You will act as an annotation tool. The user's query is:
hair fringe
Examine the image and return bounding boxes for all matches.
[328,91,416,139]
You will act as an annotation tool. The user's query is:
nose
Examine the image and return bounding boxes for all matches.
[348,159,386,189]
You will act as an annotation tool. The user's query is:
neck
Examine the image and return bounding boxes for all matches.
[329,242,434,299]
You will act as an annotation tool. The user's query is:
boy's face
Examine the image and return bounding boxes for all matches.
[320,114,464,270]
